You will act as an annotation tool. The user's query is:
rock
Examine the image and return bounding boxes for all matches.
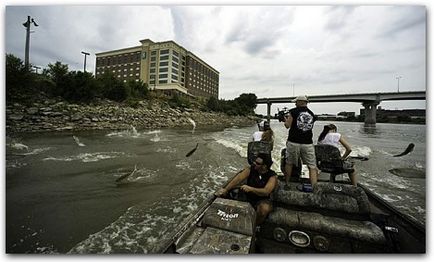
[9,114,24,121]
[26,107,39,115]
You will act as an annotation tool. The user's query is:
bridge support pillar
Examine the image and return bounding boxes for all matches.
[362,102,379,127]
[266,101,271,122]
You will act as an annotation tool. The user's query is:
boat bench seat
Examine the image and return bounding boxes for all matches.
[273,181,371,215]
[265,207,386,244]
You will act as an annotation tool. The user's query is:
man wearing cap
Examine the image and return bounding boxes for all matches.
[283,95,318,186]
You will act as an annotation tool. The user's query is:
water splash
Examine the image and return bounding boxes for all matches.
[150,133,160,142]
[187,118,196,134]
[73,136,86,147]
[9,142,29,151]
[43,152,127,163]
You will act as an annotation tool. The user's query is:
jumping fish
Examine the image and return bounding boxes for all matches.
[116,165,137,183]
[187,118,196,134]
[186,143,199,157]
[73,136,86,147]
[393,143,415,157]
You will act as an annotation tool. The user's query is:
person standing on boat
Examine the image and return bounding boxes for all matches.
[252,120,274,149]
[283,95,318,186]
[318,124,357,186]
[252,120,266,141]
[215,153,277,226]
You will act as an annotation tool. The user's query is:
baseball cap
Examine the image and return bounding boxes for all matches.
[291,95,309,103]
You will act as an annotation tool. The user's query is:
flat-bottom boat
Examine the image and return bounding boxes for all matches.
[151,143,425,254]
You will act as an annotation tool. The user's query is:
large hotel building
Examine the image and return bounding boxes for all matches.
[95,39,219,99]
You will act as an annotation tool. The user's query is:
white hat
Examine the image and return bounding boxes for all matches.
[291,95,309,102]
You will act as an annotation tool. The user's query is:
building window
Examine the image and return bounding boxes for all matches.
[160,49,169,55]
[172,75,178,80]
[172,68,178,75]
[159,68,168,73]
[151,50,157,56]
[159,79,167,84]
[150,80,155,84]
[150,62,156,68]
[159,74,168,79]
[150,68,156,73]
[172,50,179,57]
[151,56,156,61]
[160,55,169,61]
[172,56,179,63]
[172,62,178,69]
[160,61,169,67]
[150,74,156,79]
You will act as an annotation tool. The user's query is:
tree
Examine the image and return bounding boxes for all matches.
[98,72,128,102]
[126,80,149,99]
[234,93,257,111]
[61,71,99,102]
[206,96,220,111]
[6,54,32,92]
[43,61,70,96]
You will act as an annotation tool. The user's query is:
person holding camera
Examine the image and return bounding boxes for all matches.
[283,95,318,187]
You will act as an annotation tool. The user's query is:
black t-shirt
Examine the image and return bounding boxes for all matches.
[287,106,316,144]
[246,166,277,203]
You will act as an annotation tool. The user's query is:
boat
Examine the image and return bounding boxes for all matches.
[150,143,426,254]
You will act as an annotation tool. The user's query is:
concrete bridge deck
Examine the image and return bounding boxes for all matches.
[257,91,426,126]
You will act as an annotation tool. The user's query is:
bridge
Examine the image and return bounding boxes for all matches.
[257,91,426,126]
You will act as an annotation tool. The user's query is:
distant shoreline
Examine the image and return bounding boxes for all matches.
[6,98,257,134]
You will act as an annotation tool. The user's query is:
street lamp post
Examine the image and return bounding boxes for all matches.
[81,51,90,72]
[396,76,402,93]
[22,16,38,70]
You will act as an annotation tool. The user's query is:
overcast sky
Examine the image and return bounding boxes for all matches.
[4,4,427,115]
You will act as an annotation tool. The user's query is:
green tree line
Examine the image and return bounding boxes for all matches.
[6,54,148,104]
[6,53,257,116]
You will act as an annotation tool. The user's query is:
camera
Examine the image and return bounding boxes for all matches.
[276,107,290,122]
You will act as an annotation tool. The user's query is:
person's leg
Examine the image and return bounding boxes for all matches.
[285,163,293,185]
[348,170,357,186]
[301,144,318,186]
[255,201,273,226]
[308,167,318,186]
[285,141,297,185]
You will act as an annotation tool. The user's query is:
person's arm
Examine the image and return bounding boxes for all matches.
[215,167,250,197]
[240,175,277,197]
[284,114,293,129]
[339,136,352,159]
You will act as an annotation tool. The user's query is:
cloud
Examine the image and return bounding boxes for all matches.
[4,5,426,114]
[379,6,426,38]
[324,6,357,31]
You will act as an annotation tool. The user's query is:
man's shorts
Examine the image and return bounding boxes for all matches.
[286,141,317,169]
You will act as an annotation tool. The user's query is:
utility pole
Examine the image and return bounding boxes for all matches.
[81,51,90,72]
[23,16,38,70]
[396,76,402,93]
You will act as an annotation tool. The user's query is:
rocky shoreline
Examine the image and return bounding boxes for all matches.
[6,98,258,134]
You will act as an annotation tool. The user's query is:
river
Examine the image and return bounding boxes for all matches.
[5,121,426,253]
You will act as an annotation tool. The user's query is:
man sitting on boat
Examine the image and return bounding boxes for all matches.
[215,153,277,226]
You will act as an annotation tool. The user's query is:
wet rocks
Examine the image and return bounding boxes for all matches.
[6,99,257,133]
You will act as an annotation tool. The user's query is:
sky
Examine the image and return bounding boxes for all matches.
[4,4,427,115]
[1,1,433,261]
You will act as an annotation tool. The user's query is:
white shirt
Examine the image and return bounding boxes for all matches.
[252,131,264,141]
[319,132,341,148]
